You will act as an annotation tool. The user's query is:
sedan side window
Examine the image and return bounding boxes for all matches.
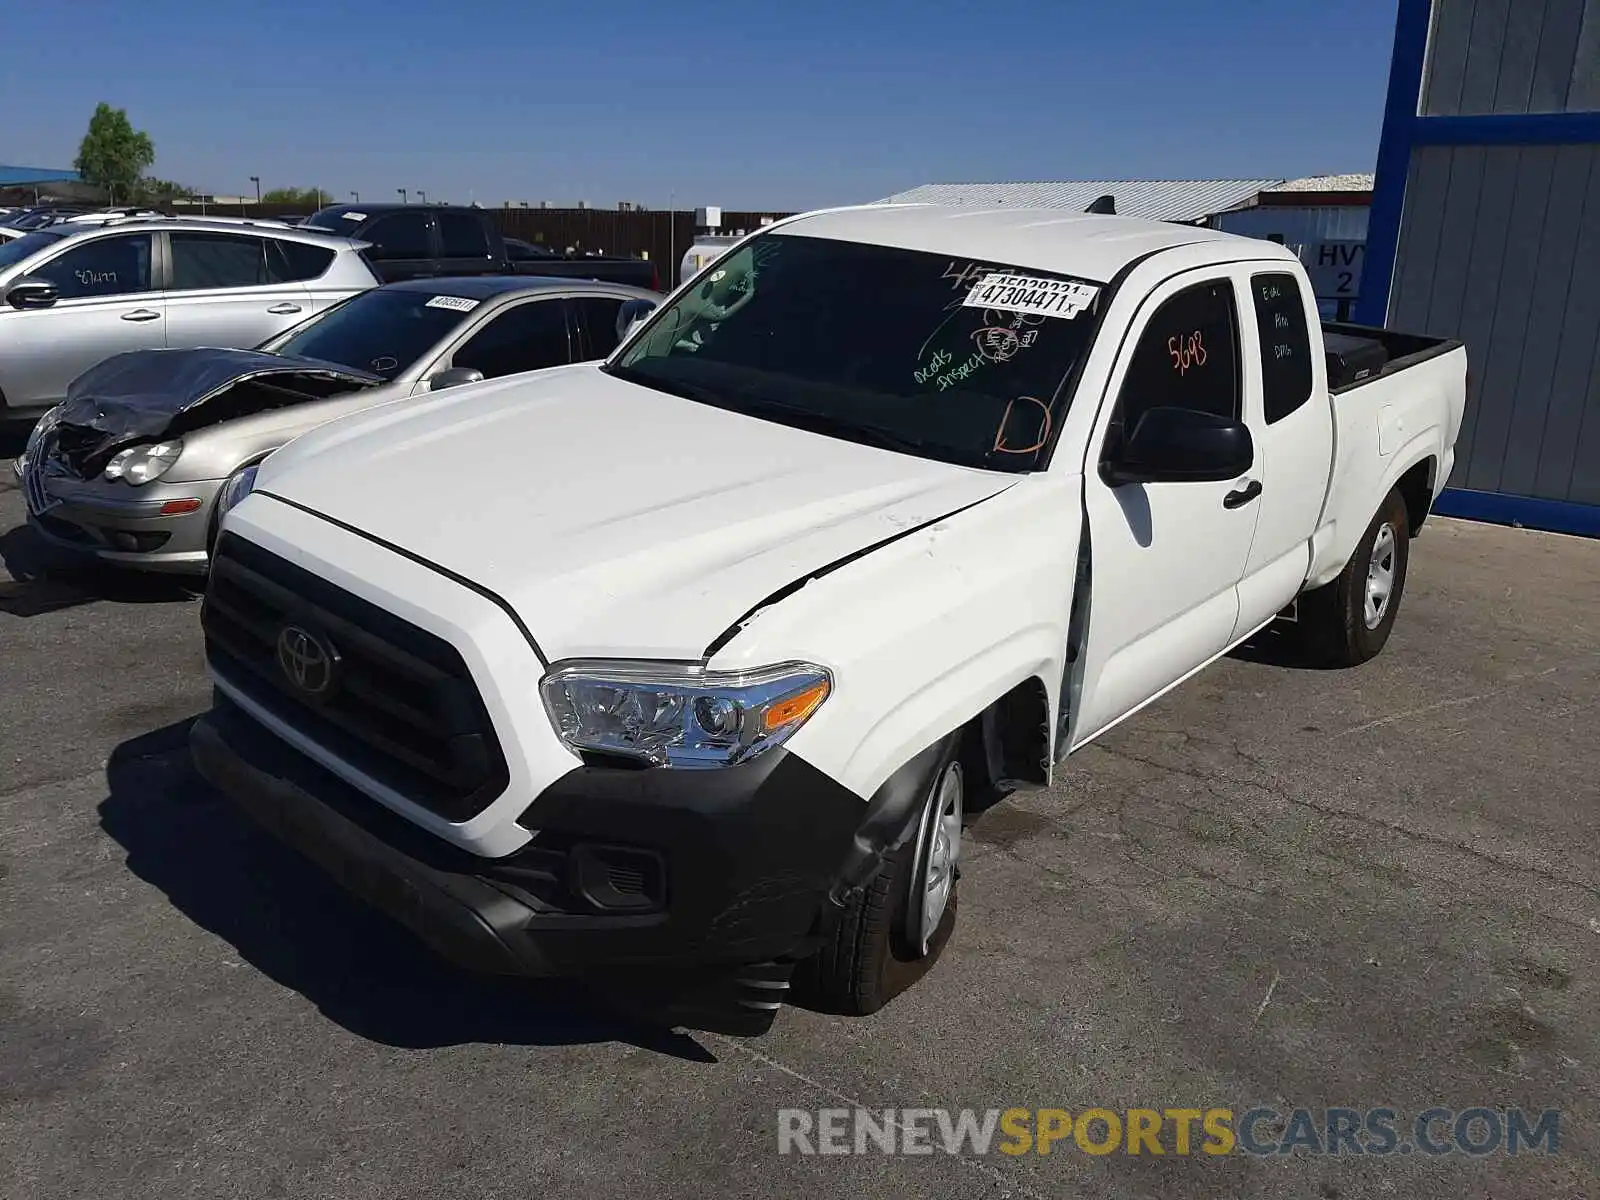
[450,299,572,379]
[33,234,153,300]
[1105,279,1240,459]
[570,295,626,358]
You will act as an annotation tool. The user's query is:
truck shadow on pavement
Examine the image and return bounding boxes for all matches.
[97,717,718,1063]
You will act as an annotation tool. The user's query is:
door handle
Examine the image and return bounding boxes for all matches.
[1223,480,1263,509]
[267,302,303,315]
[120,308,160,322]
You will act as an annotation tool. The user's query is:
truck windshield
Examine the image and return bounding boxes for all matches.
[607,232,1104,471]
[261,288,474,379]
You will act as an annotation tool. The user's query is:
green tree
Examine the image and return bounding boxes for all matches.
[137,177,197,203]
[73,103,156,204]
[260,186,329,207]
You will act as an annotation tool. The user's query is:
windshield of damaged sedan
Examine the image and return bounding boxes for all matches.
[606,233,1104,471]
[260,289,474,380]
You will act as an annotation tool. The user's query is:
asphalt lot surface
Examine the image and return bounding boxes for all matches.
[2,447,1597,1199]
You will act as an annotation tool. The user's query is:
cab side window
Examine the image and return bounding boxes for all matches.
[35,234,153,299]
[361,211,433,261]
[1106,279,1240,459]
[451,298,572,379]
[438,212,491,259]
[1251,272,1313,422]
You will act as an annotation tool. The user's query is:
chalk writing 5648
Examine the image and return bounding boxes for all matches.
[1168,330,1207,375]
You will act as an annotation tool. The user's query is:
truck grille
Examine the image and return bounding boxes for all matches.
[202,532,509,821]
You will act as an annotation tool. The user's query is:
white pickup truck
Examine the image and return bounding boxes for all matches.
[191,205,1466,1034]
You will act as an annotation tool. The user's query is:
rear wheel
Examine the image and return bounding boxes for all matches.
[793,737,964,1015]
[1298,487,1411,666]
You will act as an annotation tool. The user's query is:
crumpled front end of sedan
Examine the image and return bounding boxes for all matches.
[16,347,381,573]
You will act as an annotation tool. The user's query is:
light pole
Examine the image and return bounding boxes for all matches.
[417,189,428,204]
[398,188,408,205]
[250,175,260,204]
[351,191,359,203]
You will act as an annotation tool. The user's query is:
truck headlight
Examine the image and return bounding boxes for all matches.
[216,463,260,519]
[104,439,183,485]
[540,660,831,768]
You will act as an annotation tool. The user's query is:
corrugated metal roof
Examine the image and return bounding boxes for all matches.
[876,179,1283,223]
[0,164,83,185]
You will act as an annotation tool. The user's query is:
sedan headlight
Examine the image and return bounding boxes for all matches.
[104,439,183,485]
[540,660,831,768]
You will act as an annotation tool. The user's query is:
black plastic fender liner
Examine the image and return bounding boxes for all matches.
[827,731,959,906]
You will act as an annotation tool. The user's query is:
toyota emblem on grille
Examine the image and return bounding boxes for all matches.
[276,625,339,697]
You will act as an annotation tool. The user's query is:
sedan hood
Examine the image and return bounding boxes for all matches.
[52,348,381,474]
[260,364,1016,660]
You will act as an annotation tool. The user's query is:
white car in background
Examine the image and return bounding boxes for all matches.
[0,217,378,421]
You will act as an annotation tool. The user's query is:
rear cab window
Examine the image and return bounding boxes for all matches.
[1250,272,1313,422]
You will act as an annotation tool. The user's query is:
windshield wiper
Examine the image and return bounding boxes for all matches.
[603,361,729,408]
[605,364,967,463]
[735,400,936,458]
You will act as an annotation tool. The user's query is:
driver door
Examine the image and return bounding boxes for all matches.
[1,233,164,409]
[1068,272,1263,748]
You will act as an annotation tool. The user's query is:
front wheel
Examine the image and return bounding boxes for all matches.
[1298,487,1412,666]
[793,738,964,1015]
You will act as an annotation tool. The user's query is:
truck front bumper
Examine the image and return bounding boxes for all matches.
[190,697,869,1018]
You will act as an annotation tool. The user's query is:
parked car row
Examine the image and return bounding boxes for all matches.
[14,273,658,572]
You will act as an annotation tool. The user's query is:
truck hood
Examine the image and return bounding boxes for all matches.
[259,364,1016,660]
[51,347,381,477]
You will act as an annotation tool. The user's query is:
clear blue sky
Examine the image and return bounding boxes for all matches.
[3,0,1400,210]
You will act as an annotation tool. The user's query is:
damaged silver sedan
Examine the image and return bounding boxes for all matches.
[13,276,658,573]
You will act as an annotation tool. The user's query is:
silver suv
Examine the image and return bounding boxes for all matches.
[0,217,379,420]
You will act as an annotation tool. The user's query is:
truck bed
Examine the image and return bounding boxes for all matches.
[1320,321,1463,394]
[1306,330,1469,591]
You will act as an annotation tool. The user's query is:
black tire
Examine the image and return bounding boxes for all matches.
[792,736,963,1016]
[1298,487,1411,667]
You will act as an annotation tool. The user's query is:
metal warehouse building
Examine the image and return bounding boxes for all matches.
[1360,0,1600,535]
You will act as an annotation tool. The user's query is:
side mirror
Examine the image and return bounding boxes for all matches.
[1102,406,1253,486]
[615,297,657,343]
[427,366,485,392]
[7,276,59,309]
